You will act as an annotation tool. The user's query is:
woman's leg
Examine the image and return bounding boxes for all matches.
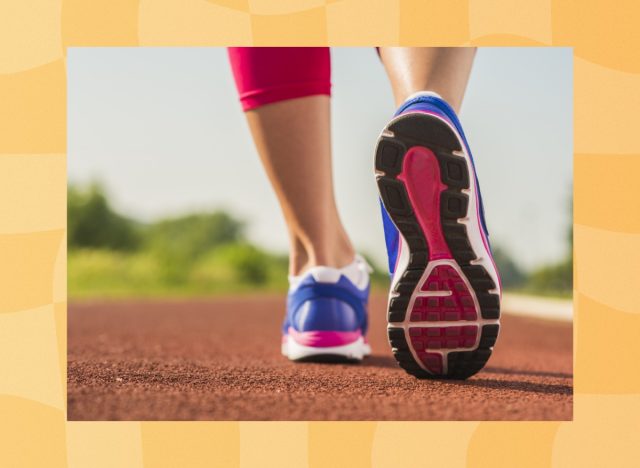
[379,47,476,111]
[228,48,354,275]
[244,96,354,275]
[229,48,370,363]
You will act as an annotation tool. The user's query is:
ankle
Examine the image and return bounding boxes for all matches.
[289,239,355,276]
[309,248,356,271]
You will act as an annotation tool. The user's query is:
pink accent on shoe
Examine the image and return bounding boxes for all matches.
[288,327,361,347]
[398,146,452,261]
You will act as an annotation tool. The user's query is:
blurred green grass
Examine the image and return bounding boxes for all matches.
[68,246,289,298]
[68,247,391,299]
[67,183,572,299]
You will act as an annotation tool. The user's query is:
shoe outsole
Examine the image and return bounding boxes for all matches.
[375,112,501,380]
[293,354,362,364]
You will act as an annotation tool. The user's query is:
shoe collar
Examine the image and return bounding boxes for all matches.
[289,254,371,292]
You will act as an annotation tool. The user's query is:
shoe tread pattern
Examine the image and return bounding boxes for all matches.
[376,113,500,380]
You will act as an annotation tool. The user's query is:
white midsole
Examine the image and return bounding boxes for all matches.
[281,336,371,361]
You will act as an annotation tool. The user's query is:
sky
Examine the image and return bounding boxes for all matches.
[68,47,572,271]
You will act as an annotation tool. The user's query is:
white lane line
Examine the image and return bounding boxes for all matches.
[502,293,573,322]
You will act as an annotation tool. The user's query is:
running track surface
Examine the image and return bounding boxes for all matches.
[68,295,572,420]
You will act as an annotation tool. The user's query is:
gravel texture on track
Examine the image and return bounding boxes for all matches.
[68,295,572,421]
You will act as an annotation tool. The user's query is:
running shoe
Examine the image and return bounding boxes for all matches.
[281,255,372,362]
[374,92,501,379]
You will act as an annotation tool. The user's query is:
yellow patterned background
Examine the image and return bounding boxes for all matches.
[0,0,638,466]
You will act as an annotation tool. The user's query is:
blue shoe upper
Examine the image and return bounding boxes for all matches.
[284,273,369,335]
[380,94,490,274]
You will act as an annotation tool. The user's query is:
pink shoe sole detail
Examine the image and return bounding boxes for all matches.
[409,325,478,351]
[399,145,452,261]
[410,264,478,322]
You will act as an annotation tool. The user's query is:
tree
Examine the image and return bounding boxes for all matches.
[68,183,139,251]
[524,190,573,296]
[145,211,245,283]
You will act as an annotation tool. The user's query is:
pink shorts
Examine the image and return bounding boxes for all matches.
[227,47,331,111]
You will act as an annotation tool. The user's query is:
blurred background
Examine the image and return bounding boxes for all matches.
[67,47,572,300]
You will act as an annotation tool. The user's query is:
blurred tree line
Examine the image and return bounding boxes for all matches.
[490,193,573,297]
[68,184,139,251]
[68,183,572,298]
[68,183,289,297]
[520,195,573,296]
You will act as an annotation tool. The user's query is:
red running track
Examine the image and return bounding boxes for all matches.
[68,294,572,421]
